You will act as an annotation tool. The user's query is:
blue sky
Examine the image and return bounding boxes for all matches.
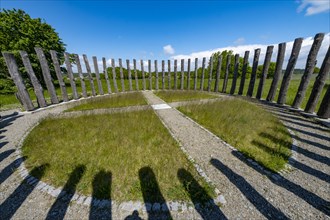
[1,0,330,69]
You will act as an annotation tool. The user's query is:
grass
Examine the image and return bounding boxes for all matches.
[65,92,147,112]
[1,75,329,112]
[178,99,292,172]
[22,109,215,202]
[154,90,218,103]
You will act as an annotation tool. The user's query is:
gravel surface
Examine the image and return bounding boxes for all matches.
[0,91,329,219]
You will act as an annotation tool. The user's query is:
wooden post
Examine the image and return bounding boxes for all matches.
[20,51,47,107]
[180,59,185,90]
[148,60,152,90]
[140,59,146,90]
[111,59,118,93]
[119,58,125,92]
[230,54,240,95]
[293,33,325,108]
[277,38,303,105]
[126,59,133,91]
[266,43,286,102]
[168,60,171,89]
[214,55,222,92]
[256,46,274,99]
[155,60,159,90]
[64,52,79,99]
[207,56,213,92]
[2,52,34,111]
[102,57,112,94]
[34,47,59,104]
[194,58,198,90]
[83,54,96,96]
[238,51,250,95]
[162,60,165,89]
[50,50,69,102]
[133,59,139,90]
[75,54,87,98]
[200,57,206,91]
[174,60,178,89]
[246,49,261,97]
[222,54,231,93]
[187,58,191,90]
[92,56,104,95]
[317,85,330,118]
[305,45,330,113]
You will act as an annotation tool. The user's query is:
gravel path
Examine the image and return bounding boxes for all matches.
[0,91,329,219]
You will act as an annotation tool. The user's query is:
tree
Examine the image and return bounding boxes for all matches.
[0,9,66,92]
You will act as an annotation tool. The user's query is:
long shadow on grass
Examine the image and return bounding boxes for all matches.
[177,168,227,220]
[259,132,330,166]
[210,158,289,219]
[231,151,330,216]
[139,166,172,219]
[279,118,329,133]
[89,170,112,220]
[0,164,48,219]
[46,165,86,220]
[285,125,330,142]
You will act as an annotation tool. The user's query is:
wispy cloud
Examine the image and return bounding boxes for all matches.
[171,33,330,69]
[297,0,330,16]
[163,44,175,55]
[234,37,245,45]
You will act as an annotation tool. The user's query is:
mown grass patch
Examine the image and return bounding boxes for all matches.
[22,109,215,202]
[154,90,218,103]
[65,92,147,112]
[178,99,292,172]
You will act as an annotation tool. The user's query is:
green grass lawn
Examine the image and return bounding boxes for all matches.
[22,109,215,202]
[154,90,218,103]
[1,75,329,112]
[65,92,147,112]
[178,99,292,172]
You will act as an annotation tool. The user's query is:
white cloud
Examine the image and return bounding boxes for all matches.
[297,0,330,15]
[163,44,175,55]
[171,33,330,69]
[234,37,246,45]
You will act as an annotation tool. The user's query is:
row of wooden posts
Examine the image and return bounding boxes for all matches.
[1,33,330,118]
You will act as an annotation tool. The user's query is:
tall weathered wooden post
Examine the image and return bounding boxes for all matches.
[119,59,125,92]
[83,54,96,96]
[103,57,112,94]
[194,58,198,90]
[174,60,178,90]
[35,47,59,104]
[64,52,79,99]
[277,37,303,105]
[140,59,146,90]
[247,49,261,97]
[126,59,133,91]
[168,60,171,89]
[238,51,250,95]
[75,54,88,98]
[222,54,231,93]
[187,58,191,90]
[133,59,139,90]
[214,55,222,93]
[292,33,324,109]
[20,51,47,107]
[207,56,213,92]
[305,46,330,113]
[230,54,240,95]
[92,56,104,95]
[2,52,34,111]
[50,50,69,102]
[256,46,274,99]
[266,43,286,102]
[200,57,206,91]
[181,59,185,90]
[111,59,119,93]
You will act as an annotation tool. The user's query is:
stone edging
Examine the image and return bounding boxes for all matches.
[12,105,225,213]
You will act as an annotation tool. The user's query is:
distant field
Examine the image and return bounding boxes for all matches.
[0,74,329,112]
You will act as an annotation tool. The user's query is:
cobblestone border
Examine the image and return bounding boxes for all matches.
[12,105,225,213]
